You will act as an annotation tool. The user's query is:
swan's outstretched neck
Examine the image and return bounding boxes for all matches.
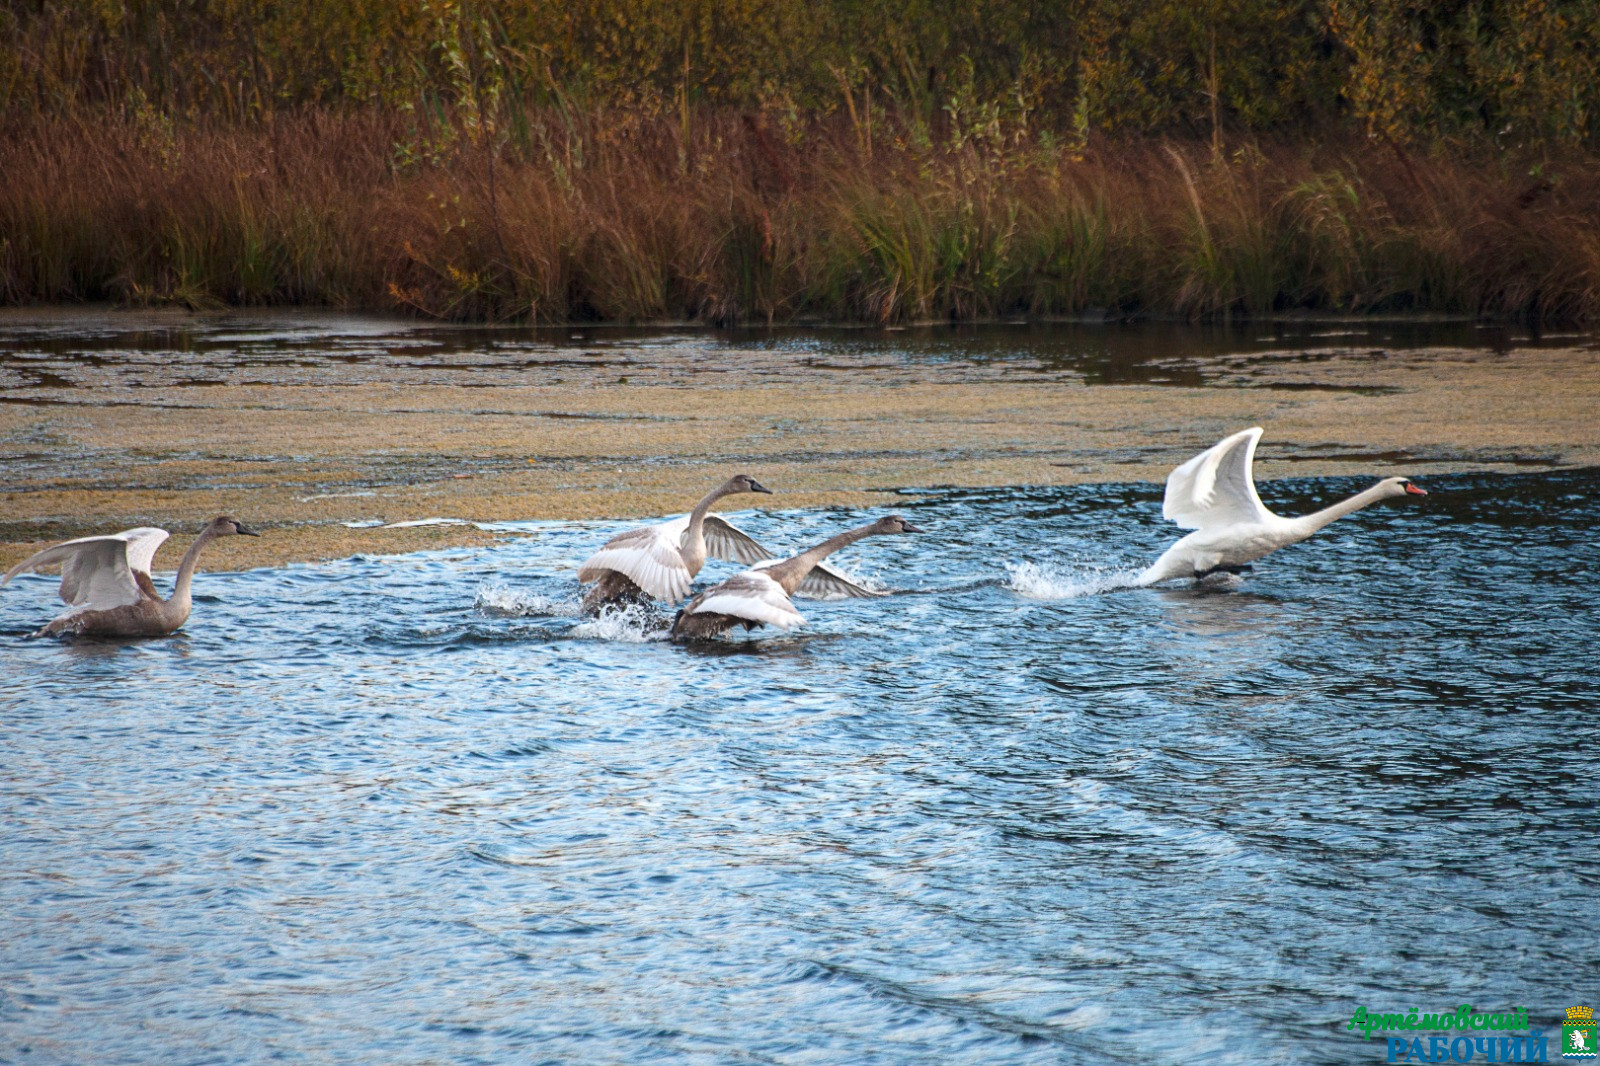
[766,525,879,594]
[169,526,220,616]
[680,483,735,574]
[1287,481,1397,538]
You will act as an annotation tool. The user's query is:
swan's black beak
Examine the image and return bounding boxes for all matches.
[1404,483,1428,496]
[748,479,773,494]
[237,522,262,536]
[901,521,925,533]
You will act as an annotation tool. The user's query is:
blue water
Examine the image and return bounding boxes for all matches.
[3,465,1597,1064]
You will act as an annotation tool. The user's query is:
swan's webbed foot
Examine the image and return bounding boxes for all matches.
[1193,564,1253,580]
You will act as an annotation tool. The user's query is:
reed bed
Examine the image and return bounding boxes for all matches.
[2,108,1597,323]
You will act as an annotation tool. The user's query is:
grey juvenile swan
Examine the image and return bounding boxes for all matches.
[670,515,921,641]
[1136,427,1427,586]
[3,516,259,637]
[577,474,775,612]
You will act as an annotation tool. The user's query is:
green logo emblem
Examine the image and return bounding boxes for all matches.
[1567,1006,1597,1058]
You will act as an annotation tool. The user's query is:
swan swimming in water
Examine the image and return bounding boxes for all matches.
[1137,427,1426,586]
[576,474,885,612]
[670,515,921,641]
[576,474,774,612]
[3,516,260,637]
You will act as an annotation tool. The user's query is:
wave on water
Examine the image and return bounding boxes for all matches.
[475,584,581,617]
[569,602,670,643]
[1005,559,1143,599]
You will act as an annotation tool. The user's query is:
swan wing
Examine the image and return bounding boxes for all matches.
[793,561,886,600]
[3,527,167,609]
[747,557,886,600]
[657,514,692,545]
[577,522,692,601]
[660,513,776,566]
[699,515,776,566]
[119,528,171,577]
[684,571,805,629]
[1162,427,1273,530]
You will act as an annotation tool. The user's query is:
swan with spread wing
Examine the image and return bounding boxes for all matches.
[577,474,773,611]
[3,516,259,637]
[670,515,920,641]
[1137,427,1427,586]
[577,474,885,611]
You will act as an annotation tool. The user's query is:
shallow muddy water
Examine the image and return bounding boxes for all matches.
[4,464,1597,1063]
[0,312,1586,393]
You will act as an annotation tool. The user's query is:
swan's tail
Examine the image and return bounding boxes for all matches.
[1131,537,1194,587]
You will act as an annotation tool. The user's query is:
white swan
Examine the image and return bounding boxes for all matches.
[1136,427,1426,586]
[3,516,259,637]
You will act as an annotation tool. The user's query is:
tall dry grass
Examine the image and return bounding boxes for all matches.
[2,108,1597,322]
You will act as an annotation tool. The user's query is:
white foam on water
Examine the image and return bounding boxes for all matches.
[569,602,669,643]
[384,517,472,529]
[475,584,581,617]
[301,490,378,502]
[1005,559,1142,600]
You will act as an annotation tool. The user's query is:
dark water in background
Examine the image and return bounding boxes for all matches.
[3,457,1598,1063]
[0,313,1590,393]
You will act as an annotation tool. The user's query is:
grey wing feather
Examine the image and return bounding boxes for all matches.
[700,516,777,566]
[795,561,887,599]
[684,571,804,629]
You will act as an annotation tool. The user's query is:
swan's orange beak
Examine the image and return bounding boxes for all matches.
[1404,483,1428,496]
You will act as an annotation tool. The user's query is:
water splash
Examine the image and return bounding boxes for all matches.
[569,602,670,642]
[1005,559,1143,599]
[475,584,580,617]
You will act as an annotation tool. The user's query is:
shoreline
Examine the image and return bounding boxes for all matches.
[0,303,1500,329]
[2,312,1597,572]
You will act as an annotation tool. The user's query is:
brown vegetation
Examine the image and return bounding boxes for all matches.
[4,1,1598,322]
[2,107,1597,322]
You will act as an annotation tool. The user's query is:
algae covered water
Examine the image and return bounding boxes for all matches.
[3,465,1597,1064]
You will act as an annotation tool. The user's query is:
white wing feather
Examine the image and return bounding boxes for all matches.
[657,514,692,544]
[1161,427,1275,530]
[120,528,170,576]
[577,522,692,601]
[2,527,169,610]
[687,571,805,629]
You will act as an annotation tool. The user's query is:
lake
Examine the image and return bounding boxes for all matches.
[2,319,1597,1064]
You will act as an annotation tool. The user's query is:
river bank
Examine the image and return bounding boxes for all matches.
[1,310,1596,572]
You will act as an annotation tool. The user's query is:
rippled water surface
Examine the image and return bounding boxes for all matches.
[4,461,1597,1064]
[1,313,1593,393]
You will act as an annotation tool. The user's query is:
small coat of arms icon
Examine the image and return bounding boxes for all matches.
[1566,1006,1597,1058]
